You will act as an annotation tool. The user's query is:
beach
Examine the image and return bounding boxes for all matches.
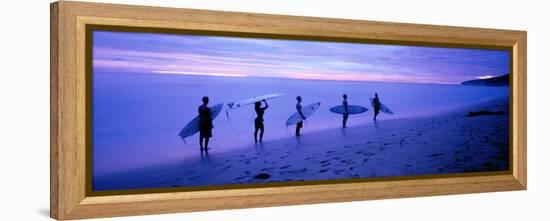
[92,73,509,177]
[94,97,509,191]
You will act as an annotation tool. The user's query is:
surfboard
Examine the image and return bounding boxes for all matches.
[285,102,321,126]
[178,103,224,142]
[227,93,283,109]
[329,105,368,115]
[370,98,394,114]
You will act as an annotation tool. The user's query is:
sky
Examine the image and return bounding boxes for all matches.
[93,31,510,84]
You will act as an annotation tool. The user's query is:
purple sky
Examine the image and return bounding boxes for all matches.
[93,31,510,84]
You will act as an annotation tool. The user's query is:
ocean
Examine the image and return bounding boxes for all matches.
[92,72,509,177]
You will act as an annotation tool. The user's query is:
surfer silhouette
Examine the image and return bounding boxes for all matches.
[254,99,269,143]
[342,94,349,128]
[372,93,381,121]
[296,96,306,136]
[198,96,213,151]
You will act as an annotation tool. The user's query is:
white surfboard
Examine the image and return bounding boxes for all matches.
[178,103,224,142]
[227,93,284,109]
[329,105,368,115]
[370,98,394,114]
[285,102,321,126]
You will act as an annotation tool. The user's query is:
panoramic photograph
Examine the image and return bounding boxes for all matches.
[91,30,510,191]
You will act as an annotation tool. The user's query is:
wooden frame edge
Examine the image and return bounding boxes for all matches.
[515,31,527,189]
[50,1,527,220]
[50,2,60,220]
[70,175,523,219]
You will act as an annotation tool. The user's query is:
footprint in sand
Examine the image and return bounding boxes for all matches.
[157,180,173,185]
[282,168,307,175]
[254,173,271,179]
[189,175,202,180]
[280,165,291,169]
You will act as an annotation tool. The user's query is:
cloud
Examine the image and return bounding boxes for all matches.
[153,70,247,78]
[92,31,510,84]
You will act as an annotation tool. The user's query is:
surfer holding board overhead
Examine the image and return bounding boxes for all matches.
[254,100,269,143]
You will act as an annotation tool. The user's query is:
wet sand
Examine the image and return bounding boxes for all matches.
[93,98,509,191]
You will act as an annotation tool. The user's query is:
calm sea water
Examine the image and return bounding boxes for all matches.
[92,72,509,176]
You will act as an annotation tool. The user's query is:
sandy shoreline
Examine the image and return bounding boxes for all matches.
[94,97,509,191]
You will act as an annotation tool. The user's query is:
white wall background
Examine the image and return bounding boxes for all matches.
[0,0,548,220]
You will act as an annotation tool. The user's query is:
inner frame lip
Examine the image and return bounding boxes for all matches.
[84,24,515,197]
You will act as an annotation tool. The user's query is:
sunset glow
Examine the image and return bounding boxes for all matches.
[93,31,510,84]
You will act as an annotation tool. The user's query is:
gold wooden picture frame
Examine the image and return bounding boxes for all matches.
[50,1,527,220]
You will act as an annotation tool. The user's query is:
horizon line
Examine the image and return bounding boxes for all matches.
[95,68,488,85]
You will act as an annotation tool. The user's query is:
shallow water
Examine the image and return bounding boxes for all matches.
[92,72,509,177]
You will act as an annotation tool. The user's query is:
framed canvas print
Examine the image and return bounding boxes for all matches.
[50,1,527,220]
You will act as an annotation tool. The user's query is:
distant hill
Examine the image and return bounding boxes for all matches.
[461,74,509,87]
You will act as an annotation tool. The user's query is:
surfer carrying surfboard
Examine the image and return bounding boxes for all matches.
[342,94,349,128]
[295,96,306,136]
[198,96,213,151]
[372,93,381,121]
[254,100,269,143]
